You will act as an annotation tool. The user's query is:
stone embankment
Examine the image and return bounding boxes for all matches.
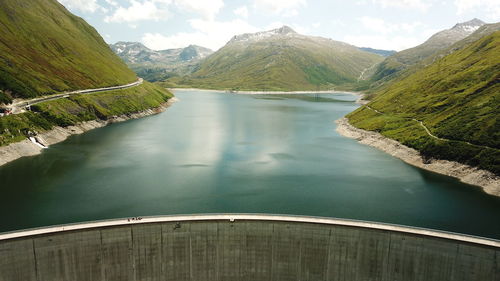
[0,98,177,167]
[336,117,500,197]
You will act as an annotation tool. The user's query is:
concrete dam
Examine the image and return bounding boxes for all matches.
[0,214,499,281]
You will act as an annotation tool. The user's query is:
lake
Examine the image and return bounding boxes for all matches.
[1,90,499,238]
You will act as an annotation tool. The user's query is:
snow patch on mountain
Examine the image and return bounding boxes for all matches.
[230,26,298,43]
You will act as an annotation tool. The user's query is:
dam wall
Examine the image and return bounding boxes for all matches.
[0,214,499,281]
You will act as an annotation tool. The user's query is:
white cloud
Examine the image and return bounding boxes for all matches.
[371,0,432,11]
[358,17,423,34]
[234,6,249,18]
[57,0,104,13]
[174,0,224,20]
[104,0,119,7]
[344,35,421,51]
[265,22,309,34]
[350,17,430,50]
[142,19,258,50]
[282,9,299,17]
[455,0,500,20]
[104,0,171,23]
[253,0,306,16]
[330,19,346,27]
[344,28,439,51]
[312,22,321,28]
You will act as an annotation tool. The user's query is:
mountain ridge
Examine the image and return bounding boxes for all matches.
[110,42,213,82]
[164,26,384,91]
[370,18,486,83]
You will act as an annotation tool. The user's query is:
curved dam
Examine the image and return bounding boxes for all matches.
[0,214,498,281]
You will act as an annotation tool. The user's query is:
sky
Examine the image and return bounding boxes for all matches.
[57,0,500,51]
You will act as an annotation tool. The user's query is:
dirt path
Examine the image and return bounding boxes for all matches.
[365,105,496,150]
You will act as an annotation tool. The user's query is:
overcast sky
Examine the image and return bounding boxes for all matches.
[57,0,499,51]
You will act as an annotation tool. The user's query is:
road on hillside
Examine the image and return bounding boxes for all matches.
[3,78,143,115]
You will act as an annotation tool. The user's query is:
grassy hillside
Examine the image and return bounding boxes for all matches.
[0,82,172,146]
[364,23,500,100]
[164,28,383,91]
[368,19,485,90]
[0,0,136,102]
[347,31,500,174]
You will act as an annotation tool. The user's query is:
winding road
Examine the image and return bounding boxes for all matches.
[5,78,143,114]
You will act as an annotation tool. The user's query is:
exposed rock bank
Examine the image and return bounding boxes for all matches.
[170,87,360,95]
[336,117,500,197]
[0,98,177,167]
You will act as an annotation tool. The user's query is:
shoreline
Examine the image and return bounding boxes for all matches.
[170,87,363,96]
[335,117,500,197]
[0,97,178,167]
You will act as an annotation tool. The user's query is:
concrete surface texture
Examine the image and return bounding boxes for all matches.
[0,214,499,281]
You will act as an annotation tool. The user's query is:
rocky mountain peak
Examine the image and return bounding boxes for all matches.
[275,25,297,35]
[452,18,485,33]
[229,25,298,44]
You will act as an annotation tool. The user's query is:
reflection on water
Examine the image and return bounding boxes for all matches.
[0,91,499,239]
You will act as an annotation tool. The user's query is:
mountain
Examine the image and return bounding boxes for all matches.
[164,26,384,91]
[0,0,172,147]
[110,42,212,65]
[0,0,137,102]
[347,30,500,174]
[110,42,213,82]
[359,47,396,57]
[371,19,485,82]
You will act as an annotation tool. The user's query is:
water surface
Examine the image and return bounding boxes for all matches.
[1,90,499,238]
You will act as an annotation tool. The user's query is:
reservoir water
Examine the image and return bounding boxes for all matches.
[1,90,499,238]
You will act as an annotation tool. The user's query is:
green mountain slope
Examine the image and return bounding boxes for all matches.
[0,0,173,148]
[0,82,172,146]
[0,0,137,102]
[164,26,383,91]
[363,22,500,101]
[370,19,485,85]
[347,31,500,174]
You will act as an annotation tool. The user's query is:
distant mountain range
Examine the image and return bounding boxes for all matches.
[109,42,213,82]
[164,26,384,91]
[359,48,396,57]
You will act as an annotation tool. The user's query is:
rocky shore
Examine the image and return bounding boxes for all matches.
[336,117,500,197]
[0,98,177,167]
[170,87,359,95]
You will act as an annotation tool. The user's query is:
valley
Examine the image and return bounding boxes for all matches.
[0,0,499,246]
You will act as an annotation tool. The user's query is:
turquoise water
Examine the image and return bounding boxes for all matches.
[1,90,499,238]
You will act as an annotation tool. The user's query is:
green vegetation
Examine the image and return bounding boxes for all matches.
[164,30,383,91]
[0,0,136,100]
[0,90,12,104]
[348,31,500,174]
[367,20,492,94]
[131,65,179,82]
[0,83,172,146]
